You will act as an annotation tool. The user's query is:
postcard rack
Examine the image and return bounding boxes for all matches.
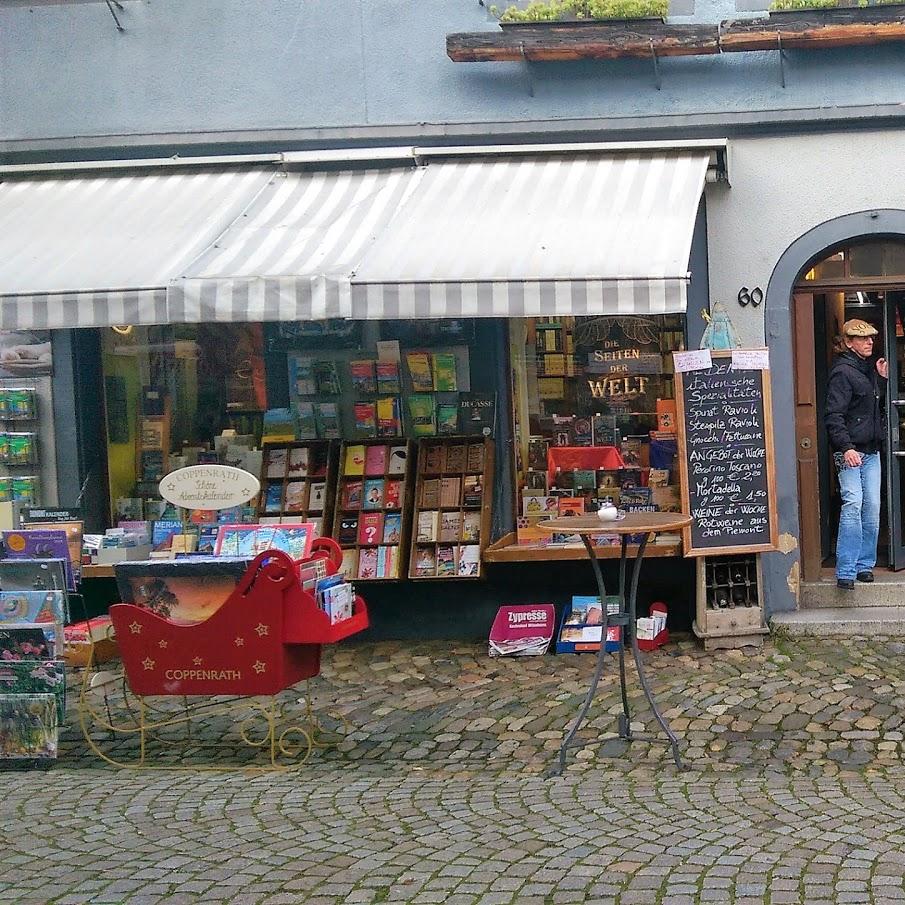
[80,542,369,769]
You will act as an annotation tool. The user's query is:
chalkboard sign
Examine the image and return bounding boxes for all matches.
[674,350,778,556]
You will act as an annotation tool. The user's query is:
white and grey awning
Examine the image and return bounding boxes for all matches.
[168,166,424,323]
[349,152,710,319]
[0,168,273,329]
[0,143,716,328]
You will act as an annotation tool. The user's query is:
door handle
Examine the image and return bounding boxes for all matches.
[894,451,905,458]
[893,400,905,406]
[799,437,812,450]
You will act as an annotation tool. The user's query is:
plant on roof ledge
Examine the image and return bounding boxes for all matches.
[770,0,902,9]
[491,0,670,22]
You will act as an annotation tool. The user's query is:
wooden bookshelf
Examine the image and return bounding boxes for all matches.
[256,440,337,537]
[331,438,415,581]
[409,437,494,580]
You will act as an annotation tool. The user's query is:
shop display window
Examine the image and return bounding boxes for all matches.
[99,320,496,565]
[509,315,685,549]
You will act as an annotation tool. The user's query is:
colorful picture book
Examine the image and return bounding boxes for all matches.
[0,559,68,594]
[0,659,66,720]
[0,590,66,624]
[408,395,436,437]
[214,523,315,560]
[406,352,434,392]
[0,694,58,759]
[350,360,377,394]
[2,530,76,591]
[0,624,57,660]
[362,479,385,509]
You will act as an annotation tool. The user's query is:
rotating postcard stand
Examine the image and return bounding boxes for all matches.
[79,466,369,770]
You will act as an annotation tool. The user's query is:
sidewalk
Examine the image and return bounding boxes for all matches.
[6,635,905,904]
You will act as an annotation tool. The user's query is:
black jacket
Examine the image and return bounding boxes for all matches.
[825,349,887,454]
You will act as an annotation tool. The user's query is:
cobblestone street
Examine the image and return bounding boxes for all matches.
[8,636,905,904]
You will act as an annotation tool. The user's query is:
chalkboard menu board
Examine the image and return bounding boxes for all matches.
[674,351,778,556]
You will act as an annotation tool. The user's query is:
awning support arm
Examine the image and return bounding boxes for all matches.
[105,0,125,32]
[650,40,662,91]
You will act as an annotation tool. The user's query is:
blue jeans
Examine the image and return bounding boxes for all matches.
[835,451,881,580]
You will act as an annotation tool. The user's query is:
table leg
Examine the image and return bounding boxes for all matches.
[548,534,610,778]
[616,536,631,739]
[626,532,685,771]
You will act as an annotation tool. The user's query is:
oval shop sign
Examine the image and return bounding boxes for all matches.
[158,465,260,512]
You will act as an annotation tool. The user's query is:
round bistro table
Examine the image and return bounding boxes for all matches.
[538,512,693,775]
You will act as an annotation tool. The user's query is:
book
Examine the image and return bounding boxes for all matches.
[423,444,444,474]
[266,448,288,479]
[406,352,434,392]
[463,476,484,508]
[314,402,341,439]
[0,590,65,625]
[362,479,385,510]
[197,526,219,555]
[308,444,329,477]
[437,402,460,436]
[440,477,461,508]
[439,511,462,542]
[408,395,436,437]
[151,520,183,551]
[528,437,550,471]
[339,549,358,579]
[0,660,66,720]
[0,694,57,759]
[376,397,402,437]
[357,547,378,579]
[388,446,408,475]
[384,480,402,509]
[284,482,308,512]
[382,512,402,544]
[308,482,326,512]
[374,545,395,579]
[0,624,57,660]
[262,408,297,443]
[461,511,481,543]
[2,529,76,591]
[648,468,670,488]
[264,482,283,513]
[458,393,495,436]
[457,545,481,577]
[296,402,317,439]
[0,562,68,596]
[436,545,456,577]
[358,512,383,545]
[376,361,401,395]
[290,356,316,396]
[421,479,440,509]
[445,443,467,473]
[557,497,585,517]
[287,447,309,477]
[313,360,341,395]
[350,360,377,394]
[344,445,366,476]
[416,510,439,543]
[341,480,363,510]
[365,445,388,475]
[354,402,377,437]
[413,546,436,577]
[572,470,597,493]
[432,353,458,391]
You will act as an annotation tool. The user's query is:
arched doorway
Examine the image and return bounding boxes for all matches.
[794,241,905,580]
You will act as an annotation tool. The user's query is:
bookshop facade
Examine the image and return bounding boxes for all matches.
[0,141,724,636]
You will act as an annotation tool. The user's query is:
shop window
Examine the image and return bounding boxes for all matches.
[510,315,685,534]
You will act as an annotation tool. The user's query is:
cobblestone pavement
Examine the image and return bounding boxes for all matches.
[7,636,905,903]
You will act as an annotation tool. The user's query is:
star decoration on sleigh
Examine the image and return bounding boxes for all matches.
[193,657,203,666]
[158,639,168,649]
[252,660,266,674]
[129,621,142,634]
[235,636,244,647]
[142,657,155,670]
[255,623,269,637]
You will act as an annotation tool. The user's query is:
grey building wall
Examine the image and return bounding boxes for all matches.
[3,0,905,153]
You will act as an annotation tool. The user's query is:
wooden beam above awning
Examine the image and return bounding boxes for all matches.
[447,9,905,62]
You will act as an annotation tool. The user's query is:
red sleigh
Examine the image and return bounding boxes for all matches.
[81,539,369,768]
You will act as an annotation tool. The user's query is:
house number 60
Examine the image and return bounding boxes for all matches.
[737,287,763,308]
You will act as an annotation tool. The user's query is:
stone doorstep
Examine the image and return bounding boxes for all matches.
[771,605,905,636]
[799,577,905,609]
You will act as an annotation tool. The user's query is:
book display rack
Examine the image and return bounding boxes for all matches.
[332,439,415,580]
[257,441,336,537]
[0,558,69,760]
[409,437,494,580]
[0,385,42,507]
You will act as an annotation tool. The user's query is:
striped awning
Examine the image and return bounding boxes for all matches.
[350,151,710,318]
[0,146,712,328]
[168,166,423,323]
[0,168,273,329]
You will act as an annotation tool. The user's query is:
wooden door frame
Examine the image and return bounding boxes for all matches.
[792,292,822,580]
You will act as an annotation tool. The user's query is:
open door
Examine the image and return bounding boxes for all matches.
[793,292,822,579]
[885,294,905,570]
